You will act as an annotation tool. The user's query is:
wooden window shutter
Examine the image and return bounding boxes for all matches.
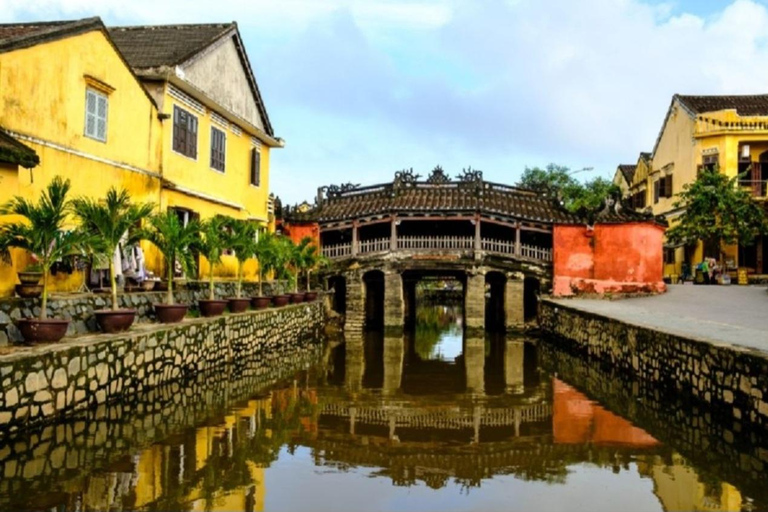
[654,180,660,203]
[250,148,261,186]
[664,175,673,197]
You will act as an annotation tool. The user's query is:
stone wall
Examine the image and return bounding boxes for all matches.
[539,300,768,429]
[0,300,325,436]
[0,280,289,344]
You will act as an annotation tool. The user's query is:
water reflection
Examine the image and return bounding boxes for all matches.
[0,305,764,512]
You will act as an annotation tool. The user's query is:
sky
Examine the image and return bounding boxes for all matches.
[6,0,768,204]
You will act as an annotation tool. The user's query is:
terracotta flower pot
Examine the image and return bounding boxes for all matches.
[17,318,69,344]
[228,298,251,313]
[251,296,272,310]
[304,291,318,302]
[272,295,290,307]
[141,280,157,291]
[154,304,187,324]
[199,299,228,317]
[94,309,136,333]
[17,271,43,285]
[290,292,306,304]
[15,284,42,299]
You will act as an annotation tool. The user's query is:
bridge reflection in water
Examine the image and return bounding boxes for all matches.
[2,305,761,512]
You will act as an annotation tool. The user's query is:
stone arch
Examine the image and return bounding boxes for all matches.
[363,270,385,329]
[523,276,540,322]
[328,275,347,314]
[485,271,507,332]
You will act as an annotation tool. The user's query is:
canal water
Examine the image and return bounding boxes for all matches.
[1,305,766,512]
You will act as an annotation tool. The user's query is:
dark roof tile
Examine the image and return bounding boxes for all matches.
[677,94,768,116]
[617,164,636,185]
[0,17,103,54]
[0,128,39,168]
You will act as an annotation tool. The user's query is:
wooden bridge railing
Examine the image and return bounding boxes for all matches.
[321,236,552,262]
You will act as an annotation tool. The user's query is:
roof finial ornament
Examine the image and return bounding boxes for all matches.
[427,165,450,184]
[393,168,420,188]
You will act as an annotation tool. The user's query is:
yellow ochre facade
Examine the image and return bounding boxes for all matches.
[0,17,283,297]
[621,94,768,280]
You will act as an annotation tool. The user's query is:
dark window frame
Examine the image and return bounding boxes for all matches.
[210,126,226,172]
[250,148,261,187]
[172,105,198,159]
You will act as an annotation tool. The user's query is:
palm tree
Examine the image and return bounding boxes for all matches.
[222,218,258,299]
[270,235,294,294]
[198,215,229,301]
[0,176,89,321]
[294,236,323,291]
[72,187,154,311]
[253,230,276,297]
[142,211,200,305]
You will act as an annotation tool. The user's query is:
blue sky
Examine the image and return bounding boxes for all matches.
[6,0,768,203]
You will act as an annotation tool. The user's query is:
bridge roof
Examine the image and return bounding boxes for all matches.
[288,167,581,225]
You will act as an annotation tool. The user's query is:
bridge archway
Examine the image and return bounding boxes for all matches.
[524,277,540,322]
[328,275,347,314]
[363,270,385,329]
[485,271,506,332]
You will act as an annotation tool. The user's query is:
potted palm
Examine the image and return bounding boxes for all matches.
[295,237,323,301]
[271,236,293,307]
[72,187,154,333]
[142,211,200,323]
[251,230,275,310]
[197,215,229,317]
[0,177,89,343]
[222,218,257,313]
[287,238,307,303]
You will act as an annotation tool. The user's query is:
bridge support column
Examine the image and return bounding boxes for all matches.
[345,271,365,333]
[465,334,485,395]
[505,276,525,330]
[464,271,485,330]
[383,270,404,328]
[383,333,404,396]
[504,337,525,394]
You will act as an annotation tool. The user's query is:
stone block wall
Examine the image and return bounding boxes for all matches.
[0,280,288,344]
[0,300,325,436]
[539,300,768,429]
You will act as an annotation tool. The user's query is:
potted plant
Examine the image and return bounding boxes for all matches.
[72,187,155,333]
[142,211,200,323]
[15,262,43,298]
[271,236,293,307]
[197,215,229,317]
[0,177,90,343]
[295,236,323,302]
[222,218,257,313]
[286,238,306,303]
[251,230,276,310]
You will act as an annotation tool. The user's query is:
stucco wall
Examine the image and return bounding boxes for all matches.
[0,299,325,436]
[552,223,666,296]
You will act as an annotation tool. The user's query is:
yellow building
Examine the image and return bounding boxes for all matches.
[0,17,282,296]
[625,95,768,279]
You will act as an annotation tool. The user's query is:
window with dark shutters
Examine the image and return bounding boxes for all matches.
[210,127,226,172]
[663,175,673,198]
[654,179,661,204]
[173,106,198,159]
[250,148,261,186]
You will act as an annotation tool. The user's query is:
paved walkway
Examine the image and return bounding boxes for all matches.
[548,285,768,352]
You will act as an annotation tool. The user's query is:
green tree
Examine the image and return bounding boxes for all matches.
[666,166,768,258]
[517,164,620,213]
[141,211,200,305]
[72,187,155,311]
[197,215,230,301]
[0,176,91,319]
[222,218,258,298]
[254,230,277,296]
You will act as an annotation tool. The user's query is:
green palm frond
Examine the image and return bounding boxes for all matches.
[198,215,229,266]
[142,210,201,278]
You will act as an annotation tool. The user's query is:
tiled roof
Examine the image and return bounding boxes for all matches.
[676,94,768,116]
[0,17,102,54]
[617,164,636,186]
[293,169,579,225]
[0,129,39,168]
[108,23,234,70]
[592,199,667,226]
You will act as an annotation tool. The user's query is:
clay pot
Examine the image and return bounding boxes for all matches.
[15,284,42,299]
[141,280,157,291]
[289,292,306,304]
[154,304,187,324]
[251,296,272,310]
[199,299,228,317]
[17,318,69,344]
[272,295,290,307]
[18,271,43,285]
[304,291,318,302]
[228,298,251,313]
[155,280,169,292]
[94,309,136,333]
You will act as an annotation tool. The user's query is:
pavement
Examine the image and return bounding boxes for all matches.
[548,284,768,352]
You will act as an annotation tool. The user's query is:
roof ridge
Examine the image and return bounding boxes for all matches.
[0,17,100,29]
[110,22,235,31]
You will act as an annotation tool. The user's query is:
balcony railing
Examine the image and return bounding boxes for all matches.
[321,236,552,262]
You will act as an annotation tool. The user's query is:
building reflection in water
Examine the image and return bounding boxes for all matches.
[5,305,758,512]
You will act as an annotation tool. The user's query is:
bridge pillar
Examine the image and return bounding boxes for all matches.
[383,270,404,328]
[505,276,525,330]
[383,333,404,396]
[504,337,525,394]
[465,334,485,395]
[345,271,365,333]
[464,271,485,330]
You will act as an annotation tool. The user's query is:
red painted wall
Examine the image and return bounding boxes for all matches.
[553,222,665,297]
[280,221,320,246]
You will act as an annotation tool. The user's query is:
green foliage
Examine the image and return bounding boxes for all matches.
[0,176,91,319]
[253,230,278,295]
[517,164,621,213]
[666,166,768,253]
[198,215,230,300]
[141,210,200,304]
[72,187,155,310]
[222,218,259,297]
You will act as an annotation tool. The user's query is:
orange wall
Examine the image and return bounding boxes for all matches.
[281,221,320,246]
[553,223,666,296]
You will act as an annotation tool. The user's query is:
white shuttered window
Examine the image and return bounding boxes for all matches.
[85,88,108,142]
